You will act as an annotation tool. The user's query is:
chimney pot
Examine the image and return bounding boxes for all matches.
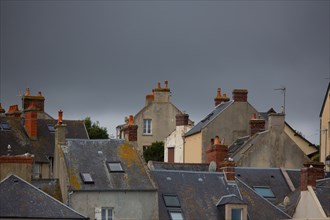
[58,110,63,124]
[38,91,42,96]
[128,115,134,125]
[25,88,31,96]
[158,82,161,89]
[214,136,220,145]
[165,80,168,88]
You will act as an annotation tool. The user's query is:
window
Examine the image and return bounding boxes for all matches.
[0,122,11,131]
[163,194,181,207]
[107,162,124,172]
[101,208,113,220]
[231,208,242,220]
[33,163,41,179]
[47,124,55,132]
[253,186,275,198]
[169,210,184,220]
[80,173,94,184]
[143,119,152,134]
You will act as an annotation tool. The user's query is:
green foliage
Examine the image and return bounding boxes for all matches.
[143,141,164,162]
[311,145,320,162]
[84,117,109,139]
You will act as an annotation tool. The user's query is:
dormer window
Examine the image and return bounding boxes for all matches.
[217,194,247,220]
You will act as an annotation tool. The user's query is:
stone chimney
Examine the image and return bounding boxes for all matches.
[153,81,171,103]
[123,115,138,142]
[232,89,248,102]
[5,105,21,118]
[249,113,265,136]
[0,103,5,114]
[24,103,38,140]
[176,113,189,126]
[300,162,325,191]
[54,110,67,179]
[22,88,45,112]
[268,113,285,132]
[214,88,230,106]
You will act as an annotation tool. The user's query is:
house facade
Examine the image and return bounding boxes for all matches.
[320,82,330,170]
[117,81,193,152]
[184,88,259,163]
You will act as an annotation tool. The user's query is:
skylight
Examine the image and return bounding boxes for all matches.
[169,210,184,220]
[0,122,11,131]
[163,194,181,207]
[253,186,275,198]
[47,124,55,132]
[107,162,124,172]
[80,173,94,184]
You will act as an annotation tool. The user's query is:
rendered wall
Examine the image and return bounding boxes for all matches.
[184,132,202,163]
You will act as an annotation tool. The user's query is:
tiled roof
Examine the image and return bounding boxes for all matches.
[0,175,88,219]
[62,139,156,191]
[152,170,241,220]
[184,100,233,137]
[0,117,88,163]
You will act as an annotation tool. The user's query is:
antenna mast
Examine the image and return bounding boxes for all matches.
[274,86,286,114]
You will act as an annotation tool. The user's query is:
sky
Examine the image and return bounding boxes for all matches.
[0,0,329,145]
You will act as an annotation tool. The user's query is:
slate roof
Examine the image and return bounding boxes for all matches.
[235,167,297,205]
[0,117,88,163]
[152,170,241,220]
[315,178,330,216]
[0,175,88,219]
[32,179,63,202]
[148,161,209,171]
[62,139,156,191]
[236,178,292,220]
[184,100,233,137]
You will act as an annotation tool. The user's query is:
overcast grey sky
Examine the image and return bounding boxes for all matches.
[0,0,329,145]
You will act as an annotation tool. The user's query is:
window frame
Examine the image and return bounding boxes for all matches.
[80,173,94,184]
[101,207,113,220]
[231,208,242,220]
[253,186,275,198]
[163,194,181,207]
[168,209,184,220]
[107,162,124,173]
[143,119,152,135]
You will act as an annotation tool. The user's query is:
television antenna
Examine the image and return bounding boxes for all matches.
[274,86,286,114]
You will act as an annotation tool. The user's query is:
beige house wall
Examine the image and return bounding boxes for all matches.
[293,186,327,220]
[0,162,32,182]
[184,132,202,163]
[320,88,329,170]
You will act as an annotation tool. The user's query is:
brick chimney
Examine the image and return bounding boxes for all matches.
[214,88,230,106]
[0,103,5,114]
[249,113,265,136]
[123,115,138,142]
[206,136,228,168]
[5,105,21,118]
[22,88,45,112]
[24,103,38,140]
[153,81,171,103]
[176,113,189,126]
[145,90,155,106]
[232,89,248,102]
[300,162,325,191]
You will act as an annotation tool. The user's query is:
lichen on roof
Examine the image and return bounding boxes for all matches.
[118,143,140,168]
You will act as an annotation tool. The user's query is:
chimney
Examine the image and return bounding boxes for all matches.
[232,89,248,102]
[0,103,5,114]
[145,90,155,106]
[176,113,189,126]
[268,113,285,132]
[22,88,45,112]
[300,162,325,191]
[154,81,171,103]
[0,154,34,182]
[5,105,21,118]
[206,136,228,168]
[214,88,230,106]
[123,115,138,142]
[24,103,38,140]
[249,113,265,136]
[54,110,67,179]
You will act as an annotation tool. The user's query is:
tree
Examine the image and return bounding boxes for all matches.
[84,117,109,139]
[143,141,164,162]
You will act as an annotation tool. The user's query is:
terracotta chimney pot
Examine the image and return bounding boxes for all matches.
[58,110,63,125]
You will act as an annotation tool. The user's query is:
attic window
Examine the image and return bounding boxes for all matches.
[163,194,181,207]
[80,173,94,184]
[47,124,55,132]
[253,186,275,198]
[0,122,11,131]
[168,210,184,220]
[107,162,124,172]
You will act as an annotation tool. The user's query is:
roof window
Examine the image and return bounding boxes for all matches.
[0,122,11,131]
[163,194,181,207]
[47,124,55,132]
[107,162,124,172]
[80,173,94,184]
[253,186,275,198]
[168,210,184,220]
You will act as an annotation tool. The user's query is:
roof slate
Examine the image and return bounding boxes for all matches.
[0,117,88,163]
[315,179,330,216]
[62,139,156,191]
[0,175,87,219]
[149,161,209,171]
[184,100,233,137]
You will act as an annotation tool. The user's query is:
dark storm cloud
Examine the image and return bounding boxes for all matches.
[0,0,329,143]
